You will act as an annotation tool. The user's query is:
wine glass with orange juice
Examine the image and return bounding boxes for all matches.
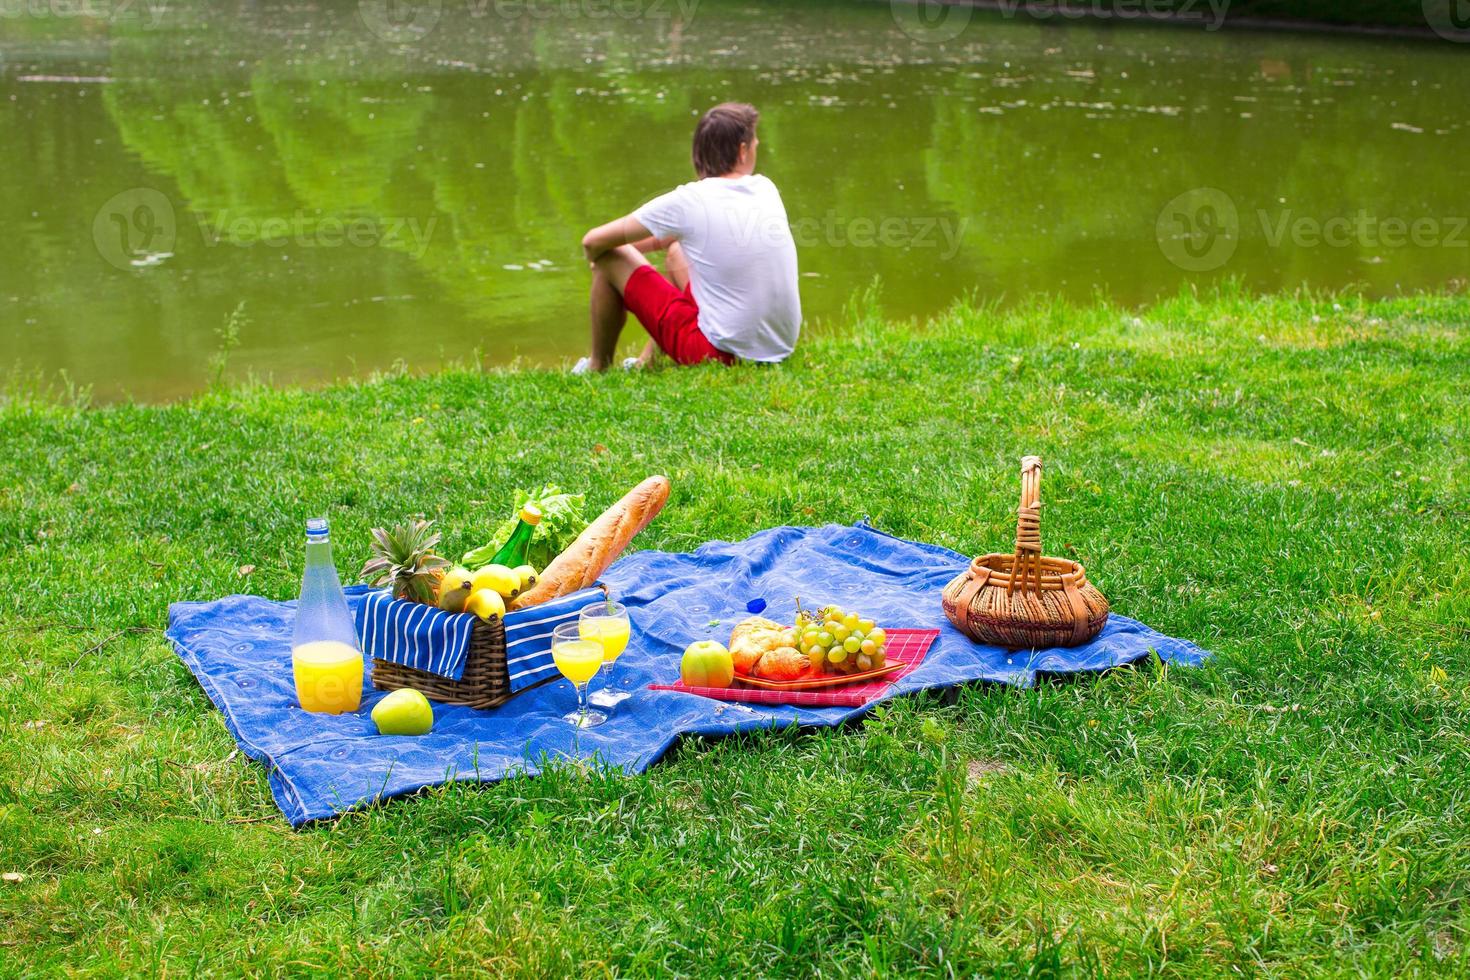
[551,622,607,728]
[580,599,631,710]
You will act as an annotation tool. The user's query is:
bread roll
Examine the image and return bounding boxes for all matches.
[509,475,670,609]
[730,616,784,674]
[755,646,809,681]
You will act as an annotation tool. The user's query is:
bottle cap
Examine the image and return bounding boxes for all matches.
[306,517,329,539]
[520,503,543,525]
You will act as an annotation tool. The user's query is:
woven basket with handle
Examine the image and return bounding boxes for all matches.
[942,456,1109,650]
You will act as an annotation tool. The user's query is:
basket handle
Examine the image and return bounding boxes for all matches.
[1007,455,1043,596]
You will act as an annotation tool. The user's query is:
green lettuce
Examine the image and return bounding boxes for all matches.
[462,485,588,571]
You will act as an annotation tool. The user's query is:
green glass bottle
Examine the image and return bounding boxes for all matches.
[490,503,542,568]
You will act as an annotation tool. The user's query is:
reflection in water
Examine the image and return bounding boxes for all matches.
[1,0,1467,399]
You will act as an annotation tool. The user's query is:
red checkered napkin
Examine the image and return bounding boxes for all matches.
[649,628,939,708]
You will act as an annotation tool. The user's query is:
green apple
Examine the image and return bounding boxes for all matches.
[371,688,434,736]
[681,640,734,688]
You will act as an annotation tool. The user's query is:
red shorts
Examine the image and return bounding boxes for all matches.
[623,265,735,366]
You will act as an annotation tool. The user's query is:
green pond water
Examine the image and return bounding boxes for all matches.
[2,0,1466,400]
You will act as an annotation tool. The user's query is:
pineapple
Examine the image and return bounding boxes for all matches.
[360,518,450,605]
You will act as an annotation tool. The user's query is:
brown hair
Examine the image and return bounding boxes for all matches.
[692,102,759,179]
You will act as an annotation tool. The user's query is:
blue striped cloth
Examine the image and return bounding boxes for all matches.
[354,587,604,690]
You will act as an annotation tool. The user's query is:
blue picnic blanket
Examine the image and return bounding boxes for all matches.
[166,522,1209,826]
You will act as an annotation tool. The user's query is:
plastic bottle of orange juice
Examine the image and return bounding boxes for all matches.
[291,517,364,714]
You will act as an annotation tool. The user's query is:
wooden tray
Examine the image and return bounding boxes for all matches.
[733,662,906,691]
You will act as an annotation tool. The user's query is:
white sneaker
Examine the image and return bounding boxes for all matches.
[621,357,642,371]
[571,356,593,375]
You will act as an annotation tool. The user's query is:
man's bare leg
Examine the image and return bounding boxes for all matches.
[587,244,650,371]
[633,241,692,368]
[587,267,626,370]
[666,239,691,290]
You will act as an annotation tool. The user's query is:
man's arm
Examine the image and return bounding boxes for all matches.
[581,214,665,263]
[631,235,672,255]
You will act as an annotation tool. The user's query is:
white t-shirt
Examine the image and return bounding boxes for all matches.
[633,174,802,362]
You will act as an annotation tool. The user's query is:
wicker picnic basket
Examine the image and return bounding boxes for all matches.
[942,456,1109,650]
[370,614,523,710]
[366,585,604,709]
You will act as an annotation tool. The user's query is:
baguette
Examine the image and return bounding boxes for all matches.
[509,475,670,609]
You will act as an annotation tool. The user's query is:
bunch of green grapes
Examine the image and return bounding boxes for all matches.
[795,604,889,675]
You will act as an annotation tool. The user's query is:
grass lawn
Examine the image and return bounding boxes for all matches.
[3,285,1468,976]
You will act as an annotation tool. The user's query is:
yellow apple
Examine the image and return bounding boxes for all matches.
[371,688,434,736]
[681,640,734,688]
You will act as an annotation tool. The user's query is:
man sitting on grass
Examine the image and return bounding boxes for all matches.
[574,102,802,372]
